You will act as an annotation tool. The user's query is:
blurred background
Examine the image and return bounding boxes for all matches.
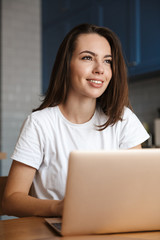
[0,0,160,178]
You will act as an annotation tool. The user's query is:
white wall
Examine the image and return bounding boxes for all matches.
[1,0,41,176]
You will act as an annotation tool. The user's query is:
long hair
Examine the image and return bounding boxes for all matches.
[34,23,131,130]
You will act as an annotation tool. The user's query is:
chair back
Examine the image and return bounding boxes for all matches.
[0,176,8,215]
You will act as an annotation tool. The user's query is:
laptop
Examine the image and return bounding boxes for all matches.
[45,149,160,236]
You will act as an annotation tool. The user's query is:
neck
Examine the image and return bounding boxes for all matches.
[59,98,96,124]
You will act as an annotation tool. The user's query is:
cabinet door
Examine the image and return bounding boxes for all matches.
[130,0,160,76]
[98,0,136,67]
[42,0,91,23]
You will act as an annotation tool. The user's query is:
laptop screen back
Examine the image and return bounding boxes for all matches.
[61,149,160,236]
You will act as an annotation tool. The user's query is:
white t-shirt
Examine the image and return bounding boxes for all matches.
[11,106,149,200]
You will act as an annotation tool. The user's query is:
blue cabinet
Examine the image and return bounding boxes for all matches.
[96,0,160,77]
[42,0,160,92]
[130,0,160,76]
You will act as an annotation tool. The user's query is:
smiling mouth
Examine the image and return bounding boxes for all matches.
[88,79,103,84]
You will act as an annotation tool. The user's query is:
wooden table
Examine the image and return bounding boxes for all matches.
[0,217,160,240]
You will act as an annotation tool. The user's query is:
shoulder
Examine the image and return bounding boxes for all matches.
[20,107,59,135]
[121,107,143,126]
[115,107,149,149]
[117,107,148,137]
[122,107,134,119]
[28,107,58,125]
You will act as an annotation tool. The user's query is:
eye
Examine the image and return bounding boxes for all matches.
[82,55,92,61]
[104,59,112,65]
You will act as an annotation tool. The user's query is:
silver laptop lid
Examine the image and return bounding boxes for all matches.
[61,149,160,236]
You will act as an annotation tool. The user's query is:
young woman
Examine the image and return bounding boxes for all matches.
[2,23,149,217]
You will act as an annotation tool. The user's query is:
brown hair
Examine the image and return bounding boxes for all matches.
[34,23,131,130]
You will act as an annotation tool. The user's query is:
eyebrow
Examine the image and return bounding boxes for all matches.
[79,50,112,58]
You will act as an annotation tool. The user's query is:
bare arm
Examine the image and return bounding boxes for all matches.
[2,161,63,217]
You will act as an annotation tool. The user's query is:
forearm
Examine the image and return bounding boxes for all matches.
[2,192,62,218]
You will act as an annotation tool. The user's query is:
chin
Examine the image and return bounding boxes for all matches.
[88,94,104,99]
[91,90,106,99]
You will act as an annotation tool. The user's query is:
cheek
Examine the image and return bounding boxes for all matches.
[70,65,87,80]
[70,67,84,89]
[105,66,112,81]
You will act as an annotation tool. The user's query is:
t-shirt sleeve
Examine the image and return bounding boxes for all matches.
[11,114,44,169]
[118,108,150,149]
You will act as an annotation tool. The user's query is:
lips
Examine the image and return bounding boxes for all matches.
[87,79,104,88]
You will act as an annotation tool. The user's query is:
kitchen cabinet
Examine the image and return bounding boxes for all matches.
[42,0,160,92]
[129,0,160,76]
[96,0,160,77]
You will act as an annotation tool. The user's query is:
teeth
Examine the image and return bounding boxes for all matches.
[90,80,102,84]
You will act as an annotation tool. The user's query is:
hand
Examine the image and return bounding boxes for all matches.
[51,199,64,217]
[57,199,64,216]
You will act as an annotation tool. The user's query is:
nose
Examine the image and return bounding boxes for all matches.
[93,61,104,74]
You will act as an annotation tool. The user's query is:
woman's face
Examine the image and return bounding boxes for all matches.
[68,33,112,101]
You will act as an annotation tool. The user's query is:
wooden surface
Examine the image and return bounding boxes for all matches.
[0,217,160,240]
[0,152,6,159]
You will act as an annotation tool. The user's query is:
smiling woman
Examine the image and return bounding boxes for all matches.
[34,24,131,128]
[2,23,149,218]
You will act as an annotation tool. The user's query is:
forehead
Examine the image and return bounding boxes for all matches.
[74,33,111,54]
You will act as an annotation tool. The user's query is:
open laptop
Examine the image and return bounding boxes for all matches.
[45,149,160,236]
